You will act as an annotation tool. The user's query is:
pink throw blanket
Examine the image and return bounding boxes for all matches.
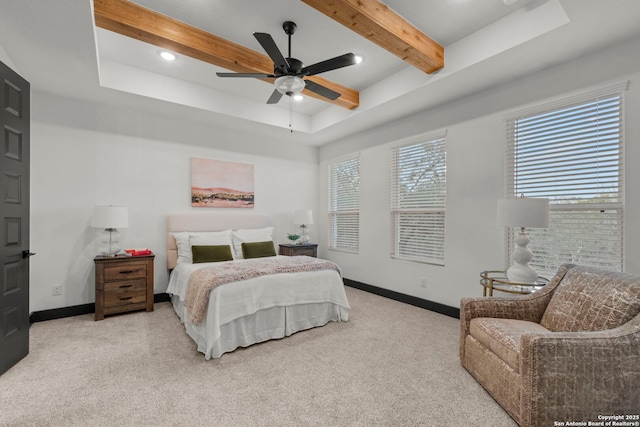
[184,256,341,324]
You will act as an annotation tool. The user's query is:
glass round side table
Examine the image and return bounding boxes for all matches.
[480,270,549,296]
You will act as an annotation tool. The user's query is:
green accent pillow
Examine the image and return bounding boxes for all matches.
[191,245,234,263]
[241,241,276,259]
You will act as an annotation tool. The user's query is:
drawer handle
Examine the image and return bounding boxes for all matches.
[119,284,133,289]
[119,270,134,274]
[119,296,133,301]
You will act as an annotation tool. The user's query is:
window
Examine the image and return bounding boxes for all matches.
[505,82,627,275]
[391,132,447,265]
[328,155,360,253]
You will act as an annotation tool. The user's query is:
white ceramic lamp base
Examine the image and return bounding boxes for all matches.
[506,230,538,283]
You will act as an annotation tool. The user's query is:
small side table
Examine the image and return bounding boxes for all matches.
[480,270,548,296]
[279,243,318,258]
[94,254,155,320]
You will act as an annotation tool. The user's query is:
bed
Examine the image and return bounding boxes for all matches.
[165,213,350,359]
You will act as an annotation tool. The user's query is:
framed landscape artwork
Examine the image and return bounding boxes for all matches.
[191,157,254,208]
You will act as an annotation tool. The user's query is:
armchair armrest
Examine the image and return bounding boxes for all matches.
[461,294,550,322]
[519,316,640,426]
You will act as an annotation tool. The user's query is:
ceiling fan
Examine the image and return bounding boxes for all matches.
[216,21,357,104]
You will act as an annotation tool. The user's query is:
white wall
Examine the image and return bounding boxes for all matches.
[29,92,319,312]
[0,44,17,71]
[318,36,640,308]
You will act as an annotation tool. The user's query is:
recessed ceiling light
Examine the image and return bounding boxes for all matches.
[354,54,364,64]
[159,51,177,61]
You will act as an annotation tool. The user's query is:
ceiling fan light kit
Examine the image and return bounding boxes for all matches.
[275,75,305,97]
[216,21,357,105]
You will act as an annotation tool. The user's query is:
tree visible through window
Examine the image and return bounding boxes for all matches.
[391,132,446,265]
[505,83,627,275]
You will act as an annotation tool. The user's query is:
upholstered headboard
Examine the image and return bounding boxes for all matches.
[166,212,272,269]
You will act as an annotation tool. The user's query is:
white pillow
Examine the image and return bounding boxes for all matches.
[190,230,235,259]
[173,232,192,264]
[232,227,274,259]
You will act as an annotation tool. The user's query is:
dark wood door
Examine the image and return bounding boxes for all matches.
[0,60,31,376]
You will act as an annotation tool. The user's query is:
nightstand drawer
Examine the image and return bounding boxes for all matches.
[279,244,318,257]
[104,279,147,308]
[104,262,147,281]
[292,247,315,256]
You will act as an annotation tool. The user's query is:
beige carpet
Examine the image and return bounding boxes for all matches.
[0,287,517,426]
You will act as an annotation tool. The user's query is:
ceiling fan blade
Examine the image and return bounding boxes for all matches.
[216,72,274,78]
[304,80,341,100]
[301,53,356,77]
[253,32,289,71]
[266,89,283,104]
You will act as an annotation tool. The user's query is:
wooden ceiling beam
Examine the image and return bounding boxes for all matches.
[93,0,359,110]
[301,0,444,74]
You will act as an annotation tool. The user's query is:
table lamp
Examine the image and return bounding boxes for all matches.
[497,196,549,283]
[91,205,129,257]
[293,210,313,244]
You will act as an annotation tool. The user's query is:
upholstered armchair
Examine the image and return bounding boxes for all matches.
[460,264,640,427]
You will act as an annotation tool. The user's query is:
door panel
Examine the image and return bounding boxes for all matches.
[0,59,30,376]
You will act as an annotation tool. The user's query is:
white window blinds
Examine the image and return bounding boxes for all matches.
[505,82,627,275]
[391,132,447,265]
[329,155,360,253]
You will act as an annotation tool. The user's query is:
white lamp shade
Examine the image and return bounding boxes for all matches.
[91,205,129,229]
[497,198,548,228]
[293,210,313,225]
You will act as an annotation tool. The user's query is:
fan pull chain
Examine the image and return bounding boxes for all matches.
[289,96,294,133]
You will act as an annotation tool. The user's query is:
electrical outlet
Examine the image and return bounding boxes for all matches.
[420,277,427,288]
[52,284,62,296]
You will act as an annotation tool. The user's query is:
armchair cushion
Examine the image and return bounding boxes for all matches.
[470,318,550,372]
[540,265,640,332]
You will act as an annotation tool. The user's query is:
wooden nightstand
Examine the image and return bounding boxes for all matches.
[279,243,318,257]
[94,254,155,321]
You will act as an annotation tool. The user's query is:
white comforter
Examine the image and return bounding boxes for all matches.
[167,256,350,358]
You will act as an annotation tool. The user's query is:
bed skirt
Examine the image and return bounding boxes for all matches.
[171,295,348,359]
